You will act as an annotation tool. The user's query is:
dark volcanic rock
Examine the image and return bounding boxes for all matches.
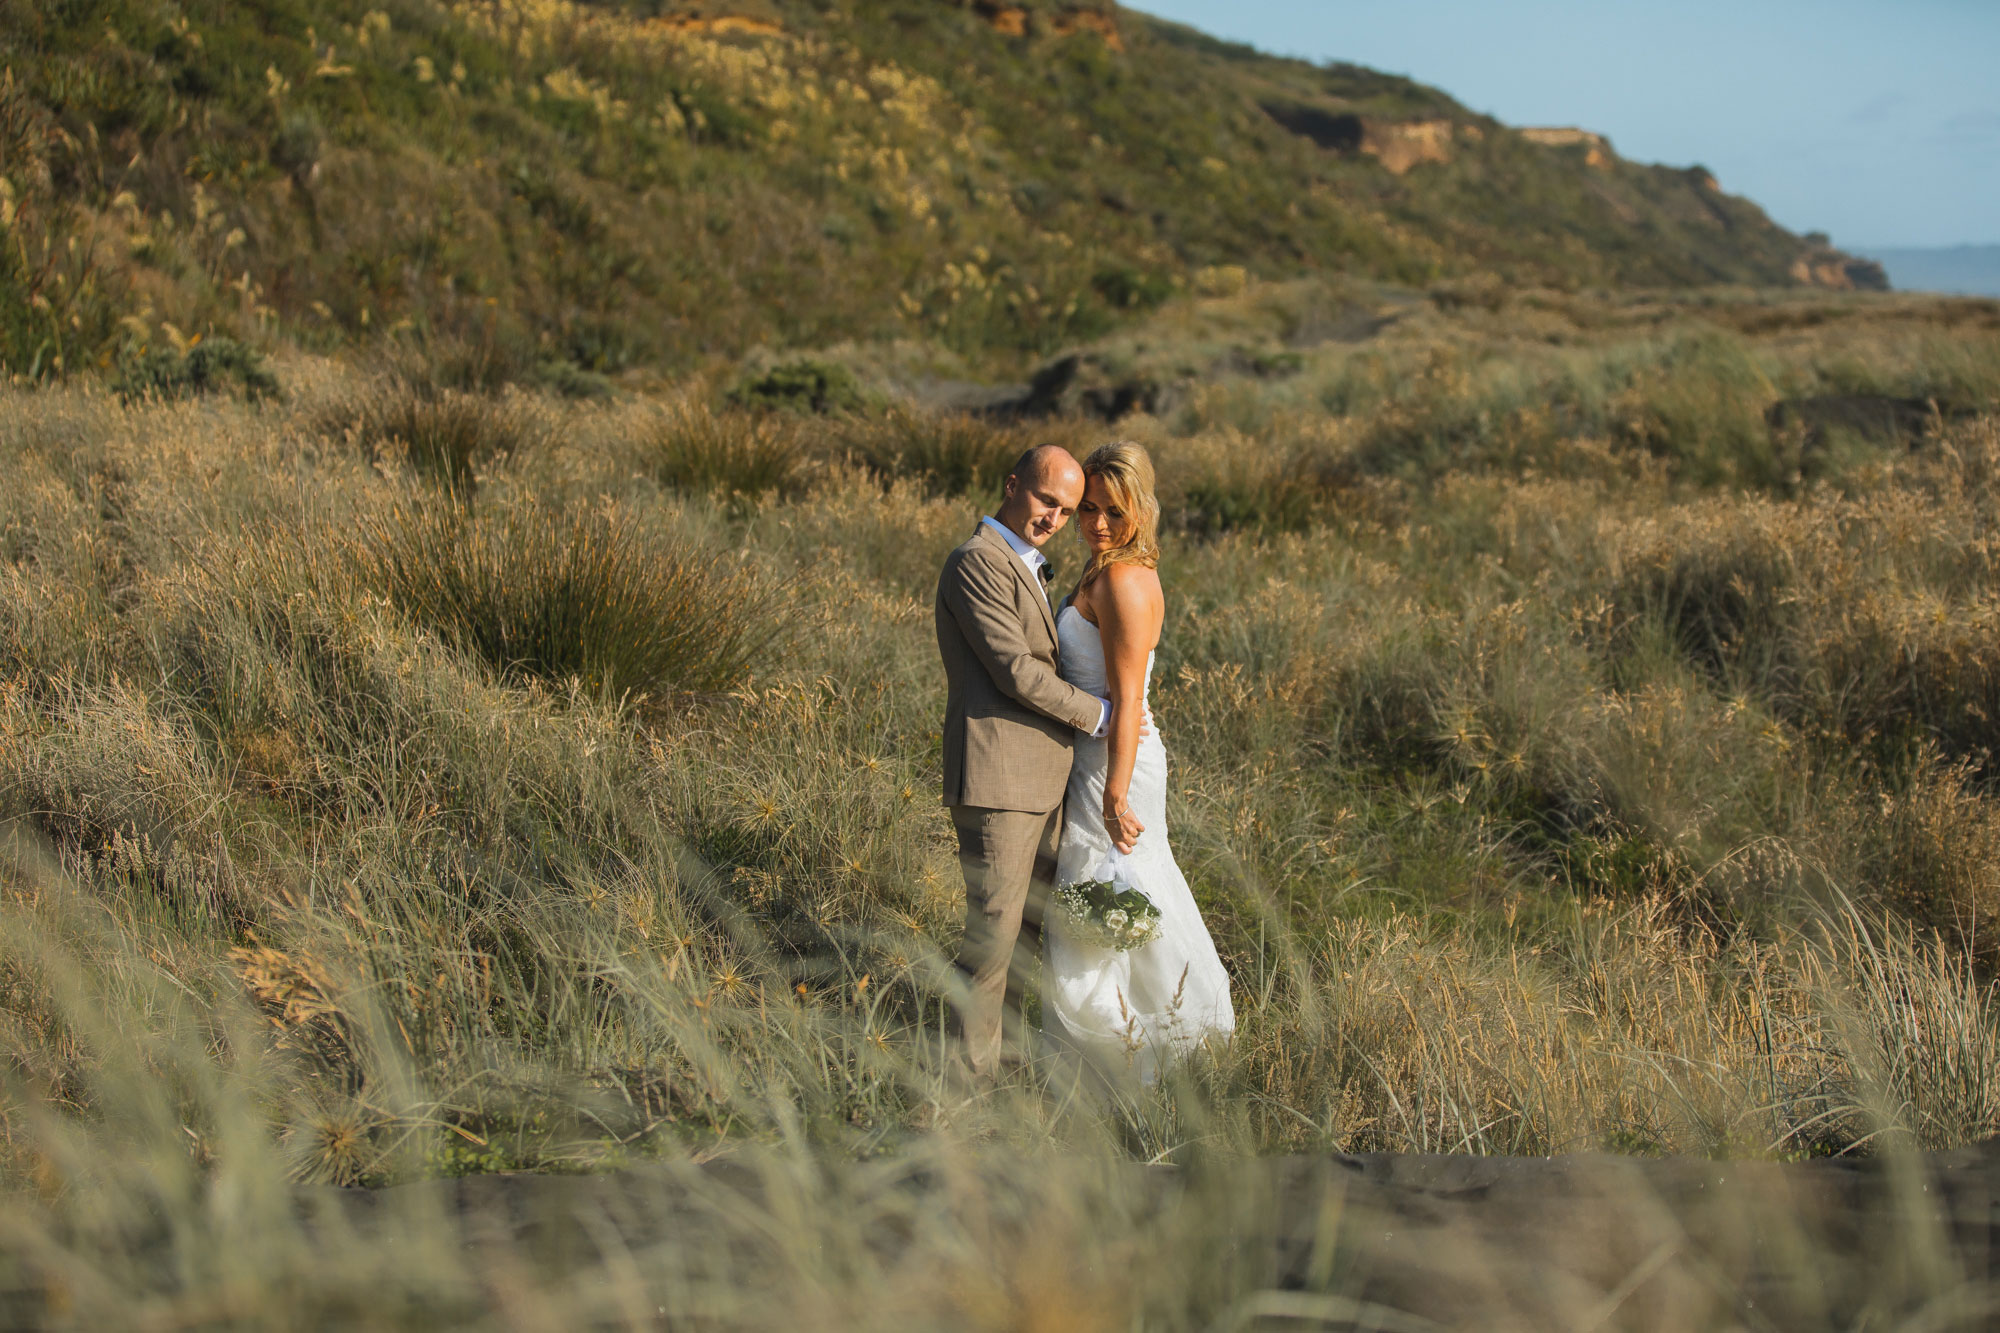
[990,352,1191,422]
[1766,393,1970,450]
[1259,101,1365,153]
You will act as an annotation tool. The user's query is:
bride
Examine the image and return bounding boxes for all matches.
[1044,442,1234,1083]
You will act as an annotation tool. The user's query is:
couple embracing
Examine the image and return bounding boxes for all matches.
[935,441,1234,1084]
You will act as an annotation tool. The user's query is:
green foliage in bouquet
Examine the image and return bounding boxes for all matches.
[1053,876,1163,952]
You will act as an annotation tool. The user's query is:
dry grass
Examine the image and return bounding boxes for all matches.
[348,492,786,699]
[315,379,561,490]
[2,315,2000,1323]
[628,398,813,501]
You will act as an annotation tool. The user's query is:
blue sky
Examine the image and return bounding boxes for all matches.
[1127,0,2000,251]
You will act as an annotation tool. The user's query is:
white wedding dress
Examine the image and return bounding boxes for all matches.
[1045,604,1235,1084]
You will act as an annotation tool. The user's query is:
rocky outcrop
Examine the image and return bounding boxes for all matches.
[1259,101,1364,152]
[663,14,783,36]
[1359,118,1454,174]
[982,4,1028,35]
[1259,102,1459,174]
[1767,393,1970,449]
[973,1,1122,48]
[1790,246,1891,291]
[1520,126,1605,149]
[1521,126,1613,169]
[604,3,787,38]
[1049,8,1120,47]
[1005,352,1188,421]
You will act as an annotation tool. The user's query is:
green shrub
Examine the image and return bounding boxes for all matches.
[533,358,616,401]
[110,337,281,404]
[1091,265,1175,311]
[351,496,784,698]
[728,360,870,415]
[268,108,324,186]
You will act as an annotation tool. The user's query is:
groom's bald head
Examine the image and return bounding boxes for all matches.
[1008,444,1080,490]
[996,445,1084,548]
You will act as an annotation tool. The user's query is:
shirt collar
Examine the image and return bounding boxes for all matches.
[981,515,1045,567]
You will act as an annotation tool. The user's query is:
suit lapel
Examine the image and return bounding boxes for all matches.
[975,521,1058,645]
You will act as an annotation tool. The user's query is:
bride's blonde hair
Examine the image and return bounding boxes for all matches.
[1079,441,1160,587]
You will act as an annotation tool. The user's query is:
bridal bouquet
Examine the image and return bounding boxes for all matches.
[1053,853,1161,952]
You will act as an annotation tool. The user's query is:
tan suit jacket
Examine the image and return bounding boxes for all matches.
[936,522,1102,812]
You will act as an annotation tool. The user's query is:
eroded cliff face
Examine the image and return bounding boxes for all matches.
[1256,96,1887,290]
[589,1,789,38]
[1521,126,1613,169]
[972,0,1123,48]
[1256,105,1469,175]
[1359,119,1457,175]
[1791,248,1891,291]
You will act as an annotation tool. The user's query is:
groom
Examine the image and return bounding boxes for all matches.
[934,445,1112,1077]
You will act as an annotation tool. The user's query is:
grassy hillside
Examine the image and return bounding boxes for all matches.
[2,0,1883,382]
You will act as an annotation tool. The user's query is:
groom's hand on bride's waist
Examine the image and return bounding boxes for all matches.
[1087,700,1154,740]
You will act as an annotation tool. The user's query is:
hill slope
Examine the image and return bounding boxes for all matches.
[0,0,1885,378]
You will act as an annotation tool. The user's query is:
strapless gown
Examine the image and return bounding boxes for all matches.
[1047,604,1234,1083]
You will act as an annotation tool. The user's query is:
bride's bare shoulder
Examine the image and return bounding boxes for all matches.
[1101,561,1162,595]
[1098,562,1163,617]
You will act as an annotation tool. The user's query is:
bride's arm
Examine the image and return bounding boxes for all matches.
[1094,562,1164,854]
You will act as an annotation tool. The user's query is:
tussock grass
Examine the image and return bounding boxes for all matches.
[632,399,810,500]
[1160,312,2000,492]
[1170,422,1361,533]
[318,380,560,489]
[3,314,2000,1322]
[350,493,784,699]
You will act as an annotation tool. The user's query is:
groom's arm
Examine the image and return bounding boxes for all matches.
[941,550,1104,733]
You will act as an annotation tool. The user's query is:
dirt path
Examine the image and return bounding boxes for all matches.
[307,1143,2000,1330]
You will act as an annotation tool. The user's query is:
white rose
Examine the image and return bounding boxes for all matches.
[1104,910,1129,933]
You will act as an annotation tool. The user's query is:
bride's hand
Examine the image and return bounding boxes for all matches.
[1103,798,1144,854]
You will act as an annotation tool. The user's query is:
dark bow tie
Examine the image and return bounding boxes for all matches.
[1037,562,1053,584]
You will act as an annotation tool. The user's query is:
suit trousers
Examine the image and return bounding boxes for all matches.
[948,802,1063,1076]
